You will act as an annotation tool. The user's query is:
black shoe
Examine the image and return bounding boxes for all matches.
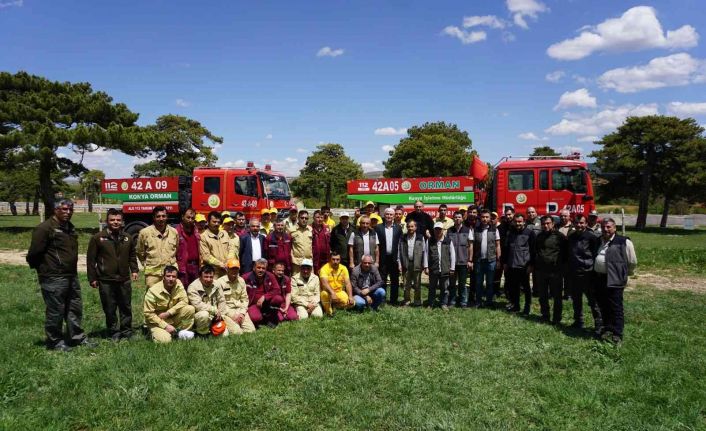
[539,316,550,324]
[111,333,123,342]
[570,321,584,329]
[48,342,72,352]
[609,334,623,345]
[522,307,530,315]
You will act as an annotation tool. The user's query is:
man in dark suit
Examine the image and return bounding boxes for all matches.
[239,218,267,274]
[375,208,403,305]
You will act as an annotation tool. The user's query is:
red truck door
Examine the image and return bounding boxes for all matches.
[192,170,226,213]
[226,171,260,217]
[503,168,537,214]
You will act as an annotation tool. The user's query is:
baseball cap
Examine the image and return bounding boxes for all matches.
[491,211,498,218]
[458,205,468,211]
[300,258,313,267]
[226,258,240,269]
[222,217,234,224]
[270,208,278,214]
[260,208,270,215]
[589,210,598,216]
[195,214,206,222]
[339,211,350,218]
[221,210,230,216]
[434,221,444,229]
[365,200,375,207]
[370,214,382,223]
[289,205,298,212]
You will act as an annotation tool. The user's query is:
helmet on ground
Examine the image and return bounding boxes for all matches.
[210,319,228,337]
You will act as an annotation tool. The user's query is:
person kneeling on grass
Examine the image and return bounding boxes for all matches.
[271,262,300,323]
[188,264,239,337]
[319,252,354,315]
[143,265,195,343]
[214,258,256,334]
[351,254,386,311]
[244,258,290,327]
[291,259,324,319]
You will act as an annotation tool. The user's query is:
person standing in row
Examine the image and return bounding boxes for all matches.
[290,210,313,275]
[429,222,455,310]
[175,208,200,289]
[199,211,230,279]
[284,205,299,233]
[233,212,248,237]
[222,216,240,260]
[405,201,434,238]
[446,211,472,308]
[321,206,336,230]
[567,214,601,330]
[311,210,331,274]
[503,213,535,314]
[27,199,95,351]
[534,216,567,324]
[594,218,637,343]
[398,220,427,307]
[348,215,379,269]
[86,208,139,341]
[239,218,266,274]
[137,206,178,288]
[471,209,501,308]
[330,212,354,269]
[375,208,402,305]
[265,219,292,274]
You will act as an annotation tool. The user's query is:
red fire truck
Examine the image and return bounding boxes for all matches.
[347,155,595,217]
[101,162,292,235]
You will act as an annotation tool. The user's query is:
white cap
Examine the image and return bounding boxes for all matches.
[300,258,314,267]
[339,211,350,218]
[177,330,195,340]
[433,222,444,229]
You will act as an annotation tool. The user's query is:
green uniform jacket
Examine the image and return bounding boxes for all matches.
[86,228,138,283]
[26,217,79,278]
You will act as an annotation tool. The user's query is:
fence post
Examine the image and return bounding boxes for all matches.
[621,208,625,236]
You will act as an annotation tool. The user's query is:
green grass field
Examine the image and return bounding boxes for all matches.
[0,263,705,430]
[0,214,100,254]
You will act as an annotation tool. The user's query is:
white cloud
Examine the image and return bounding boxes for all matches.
[295,148,307,154]
[0,0,23,8]
[577,135,599,143]
[265,134,273,140]
[598,53,706,93]
[667,101,706,117]
[506,0,548,29]
[545,103,659,136]
[442,26,487,44]
[222,160,246,168]
[381,145,395,152]
[316,46,344,57]
[547,6,699,60]
[212,143,223,154]
[175,98,190,107]
[463,15,507,29]
[374,127,407,136]
[518,132,548,141]
[554,88,597,111]
[545,70,565,83]
[572,74,590,85]
[361,160,384,172]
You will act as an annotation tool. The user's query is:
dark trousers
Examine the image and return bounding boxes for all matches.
[178,262,199,290]
[569,271,602,328]
[535,269,562,323]
[40,276,85,348]
[98,280,133,337]
[506,267,531,311]
[493,263,504,297]
[595,274,625,337]
[447,265,469,306]
[379,254,400,304]
[475,259,496,306]
[428,273,449,307]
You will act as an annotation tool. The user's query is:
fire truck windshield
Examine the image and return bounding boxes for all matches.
[552,168,587,194]
[259,173,291,199]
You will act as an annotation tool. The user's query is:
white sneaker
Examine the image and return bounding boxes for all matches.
[177,330,195,340]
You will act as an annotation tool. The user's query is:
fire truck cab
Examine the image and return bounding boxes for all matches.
[487,158,595,216]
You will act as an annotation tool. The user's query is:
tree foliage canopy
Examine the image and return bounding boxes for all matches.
[529,145,559,158]
[133,114,222,177]
[591,115,705,229]
[0,71,156,215]
[383,122,473,178]
[290,143,364,207]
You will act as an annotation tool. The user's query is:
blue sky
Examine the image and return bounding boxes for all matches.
[2,0,705,177]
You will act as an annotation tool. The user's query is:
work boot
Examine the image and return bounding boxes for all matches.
[48,341,72,352]
[77,339,98,349]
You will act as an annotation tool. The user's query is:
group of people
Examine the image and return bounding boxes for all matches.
[26,198,636,351]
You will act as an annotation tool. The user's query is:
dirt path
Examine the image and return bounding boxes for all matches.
[0,249,88,272]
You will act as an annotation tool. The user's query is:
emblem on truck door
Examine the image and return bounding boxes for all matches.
[516,193,527,204]
[208,194,221,208]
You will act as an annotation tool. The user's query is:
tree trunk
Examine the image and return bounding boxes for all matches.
[39,150,55,219]
[659,195,671,228]
[9,202,17,216]
[636,144,654,230]
[32,190,39,215]
[24,197,30,215]
[88,194,93,213]
[325,182,332,208]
